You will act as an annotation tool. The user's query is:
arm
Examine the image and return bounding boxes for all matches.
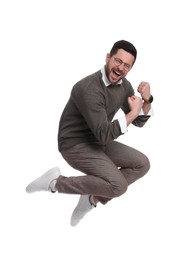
[121,82,153,128]
[137,81,152,115]
[125,96,143,126]
[129,81,153,127]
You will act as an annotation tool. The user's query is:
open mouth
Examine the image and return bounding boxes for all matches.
[113,69,121,77]
[111,69,122,81]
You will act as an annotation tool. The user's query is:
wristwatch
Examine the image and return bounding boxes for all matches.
[143,95,153,103]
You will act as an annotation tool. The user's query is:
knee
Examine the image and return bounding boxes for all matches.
[110,177,128,198]
[139,154,150,177]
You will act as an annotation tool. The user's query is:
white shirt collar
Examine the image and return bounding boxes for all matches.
[101,66,122,87]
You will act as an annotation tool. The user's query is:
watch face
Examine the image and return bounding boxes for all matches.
[149,95,153,103]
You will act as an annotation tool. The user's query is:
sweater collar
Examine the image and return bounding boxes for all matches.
[101,66,122,87]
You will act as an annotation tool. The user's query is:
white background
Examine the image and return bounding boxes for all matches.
[1,0,190,259]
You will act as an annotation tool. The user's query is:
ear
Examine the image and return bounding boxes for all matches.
[106,53,110,63]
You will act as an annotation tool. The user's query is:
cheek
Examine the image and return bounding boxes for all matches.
[105,63,112,75]
[123,71,128,77]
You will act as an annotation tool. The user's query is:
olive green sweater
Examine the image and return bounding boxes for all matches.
[58,69,149,151]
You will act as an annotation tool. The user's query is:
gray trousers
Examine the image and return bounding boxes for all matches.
[56,141,150,204]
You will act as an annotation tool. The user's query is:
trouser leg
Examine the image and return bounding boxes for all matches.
[56,141,150,204]
[56,142,128,202]
[105,141,150,185]
[96,140,150,204]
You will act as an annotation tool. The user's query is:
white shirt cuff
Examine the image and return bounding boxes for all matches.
[118,116,128,134]
[118,105,153,134]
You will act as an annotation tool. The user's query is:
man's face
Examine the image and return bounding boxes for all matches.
[105,49,135,85]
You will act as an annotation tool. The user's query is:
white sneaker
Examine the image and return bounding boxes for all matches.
[70,195,96,227]
[25,167,61,193]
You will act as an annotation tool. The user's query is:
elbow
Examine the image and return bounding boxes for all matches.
[95,122,121,145]
[96,131,120,145]
[133,115,150,127]
[96,137,110,146]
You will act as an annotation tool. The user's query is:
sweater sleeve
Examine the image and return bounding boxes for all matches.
[121,86,151,128]
[72,85,122,145]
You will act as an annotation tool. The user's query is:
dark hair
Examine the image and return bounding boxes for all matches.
[110,40,137,64]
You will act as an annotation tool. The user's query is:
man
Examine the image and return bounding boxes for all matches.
[26,40,153,226]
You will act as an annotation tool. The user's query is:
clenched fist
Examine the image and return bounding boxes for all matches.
[137,82,151,101]
[128,95,143,116]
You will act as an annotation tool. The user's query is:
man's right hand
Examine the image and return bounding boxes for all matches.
[125,96,143,126]
[128,96,143,116]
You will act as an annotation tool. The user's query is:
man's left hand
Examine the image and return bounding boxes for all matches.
[137,81,151,101]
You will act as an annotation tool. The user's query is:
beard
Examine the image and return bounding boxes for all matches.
[105,64,126,85]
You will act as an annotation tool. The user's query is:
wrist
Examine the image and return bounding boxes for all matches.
[126,111,139,125]
[143,95,153,103]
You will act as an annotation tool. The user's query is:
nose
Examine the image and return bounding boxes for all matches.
[118,63,125,71]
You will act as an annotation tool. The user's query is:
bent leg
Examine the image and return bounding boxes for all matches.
[56,143,128,203]
[105,141,150,185]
